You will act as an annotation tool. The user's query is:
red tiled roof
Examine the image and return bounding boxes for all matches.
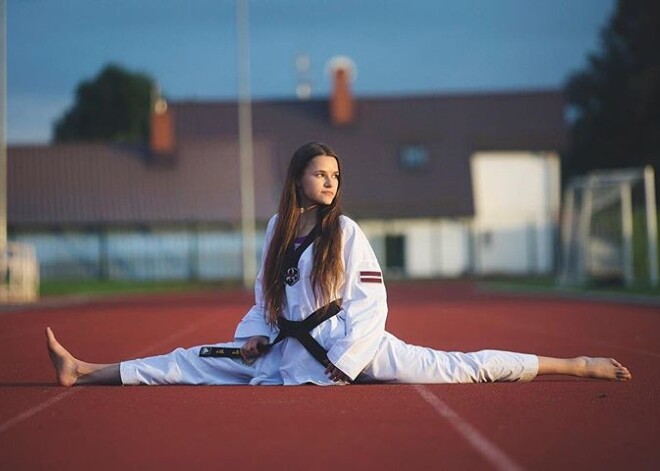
[9,140,277,227]
[173,89,566,219]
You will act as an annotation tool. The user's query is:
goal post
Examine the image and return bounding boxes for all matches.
[643,166,659,286]
[559,166,659,288]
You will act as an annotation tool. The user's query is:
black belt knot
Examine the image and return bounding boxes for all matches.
[272,300,342,367]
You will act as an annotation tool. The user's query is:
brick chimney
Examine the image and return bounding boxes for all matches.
[150,100,175,153]
[329,56,356,126]
[149,85,176,162]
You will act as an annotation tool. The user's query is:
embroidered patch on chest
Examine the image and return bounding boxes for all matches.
[284,267,301,286]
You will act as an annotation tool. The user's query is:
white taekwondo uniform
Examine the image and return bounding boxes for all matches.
[120,215,538,386]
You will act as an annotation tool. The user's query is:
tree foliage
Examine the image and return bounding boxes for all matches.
[54,64,154,143]
[565,0,660,177]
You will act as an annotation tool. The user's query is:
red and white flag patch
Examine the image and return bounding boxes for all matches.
[360,271,383,284]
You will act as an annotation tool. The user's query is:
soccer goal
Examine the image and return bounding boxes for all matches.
[559,166,659,288]
[0,242,40,303]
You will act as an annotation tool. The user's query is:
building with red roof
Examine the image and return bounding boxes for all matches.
[8,68,566,280]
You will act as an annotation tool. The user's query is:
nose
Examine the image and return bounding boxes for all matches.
[324,176,333,187]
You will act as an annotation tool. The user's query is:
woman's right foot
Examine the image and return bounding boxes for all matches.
[46,327,79,387]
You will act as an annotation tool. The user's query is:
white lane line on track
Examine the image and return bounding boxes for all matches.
[0,316,216,435]
[413,384,524,471]
[0,389,79,434]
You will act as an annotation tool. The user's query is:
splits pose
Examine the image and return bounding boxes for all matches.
[47,142,632,386]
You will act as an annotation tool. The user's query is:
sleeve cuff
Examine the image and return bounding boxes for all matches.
[327,350,361,381]
[234,320,272,340]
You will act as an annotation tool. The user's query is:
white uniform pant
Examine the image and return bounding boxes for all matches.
[362,332,538,383]
[120,333,538,386]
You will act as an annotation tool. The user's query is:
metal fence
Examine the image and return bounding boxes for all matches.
[14,227,266,281]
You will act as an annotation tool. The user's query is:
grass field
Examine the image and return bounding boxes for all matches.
[37,275,660,303]
[38,279,239,297]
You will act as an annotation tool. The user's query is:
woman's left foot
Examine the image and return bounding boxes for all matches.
[578,357,632,381]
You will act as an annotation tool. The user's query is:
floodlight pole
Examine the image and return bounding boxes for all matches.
[236,0,257,288]
[0,0,6,247]
[644,166,658,287]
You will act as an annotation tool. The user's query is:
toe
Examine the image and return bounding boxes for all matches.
[616,368,631,381]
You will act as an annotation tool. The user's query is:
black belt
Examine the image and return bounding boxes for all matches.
[199,300,342,368]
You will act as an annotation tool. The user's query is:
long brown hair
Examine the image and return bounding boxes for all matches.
[262,142,344,324]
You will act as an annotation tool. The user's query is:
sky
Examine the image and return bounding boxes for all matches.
[6,0,616,144]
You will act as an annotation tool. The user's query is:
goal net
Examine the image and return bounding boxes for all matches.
[0,242,39,303]
[559,166,659,288]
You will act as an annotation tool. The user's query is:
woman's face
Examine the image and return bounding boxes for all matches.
[298,155,340,208]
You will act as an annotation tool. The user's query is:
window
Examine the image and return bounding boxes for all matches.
[399,144,430,170]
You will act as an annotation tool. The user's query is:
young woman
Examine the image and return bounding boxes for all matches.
[46,142,632,386]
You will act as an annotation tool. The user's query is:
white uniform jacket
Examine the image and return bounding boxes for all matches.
[234,214,387,385]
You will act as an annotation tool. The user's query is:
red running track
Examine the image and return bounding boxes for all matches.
[0,281,658,470]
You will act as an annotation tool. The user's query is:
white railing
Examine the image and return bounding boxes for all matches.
[0,242,39,303]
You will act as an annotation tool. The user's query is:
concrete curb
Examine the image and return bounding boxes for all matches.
[477,283,660,308]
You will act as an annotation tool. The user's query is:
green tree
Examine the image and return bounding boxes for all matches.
[54,64,154,143]
[564,0,660,178]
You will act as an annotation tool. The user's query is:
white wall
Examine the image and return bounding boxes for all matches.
[437,220,471,276]
[470,152,560,275]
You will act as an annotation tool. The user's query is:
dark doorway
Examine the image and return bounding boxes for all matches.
[385,234,406,274]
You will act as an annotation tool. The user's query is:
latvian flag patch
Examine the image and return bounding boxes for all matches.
[360,271,383,284]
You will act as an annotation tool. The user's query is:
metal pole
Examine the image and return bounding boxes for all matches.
[0,0,7,247]
[578,180,593,284]
[620,183,634,286]
[559,184,575,284]
[236,0,256,288]
[644,166,658,287]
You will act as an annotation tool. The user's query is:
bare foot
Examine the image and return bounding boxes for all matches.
[46,327,80,387]
[577,356,632,381]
